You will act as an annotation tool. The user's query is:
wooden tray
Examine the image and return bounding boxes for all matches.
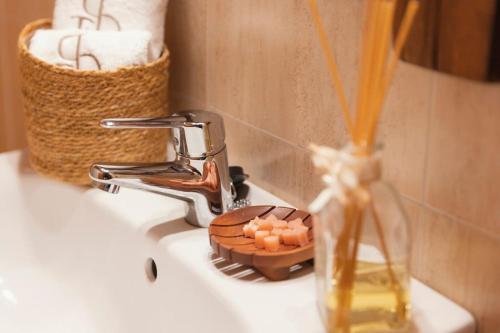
[209,205,313,281]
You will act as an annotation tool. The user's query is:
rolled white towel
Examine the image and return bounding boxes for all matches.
[29,29,153,71]
[53,0,168,59]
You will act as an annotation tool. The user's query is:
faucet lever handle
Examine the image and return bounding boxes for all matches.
[101,116,188,129]
[101,110,226,159]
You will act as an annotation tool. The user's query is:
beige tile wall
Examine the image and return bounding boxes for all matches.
[0,0,54,152]
[166,0,500,332]
[0,0,498,331]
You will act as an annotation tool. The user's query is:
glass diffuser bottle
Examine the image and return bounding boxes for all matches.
[307,0,420,331]
[310,145,411,333]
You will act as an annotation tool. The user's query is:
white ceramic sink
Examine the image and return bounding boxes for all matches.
[0,150,475,333]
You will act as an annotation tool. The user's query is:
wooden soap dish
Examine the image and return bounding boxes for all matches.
[209,205,314,281]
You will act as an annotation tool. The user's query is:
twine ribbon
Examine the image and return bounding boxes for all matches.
[308,143,379,213]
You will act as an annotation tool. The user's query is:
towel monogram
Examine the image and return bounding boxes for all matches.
[71,0,121,30]
[57,0,121,70]
[57,34,101,70]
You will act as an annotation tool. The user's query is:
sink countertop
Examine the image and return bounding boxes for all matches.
[90,170,476,333]
[0,150,476,333]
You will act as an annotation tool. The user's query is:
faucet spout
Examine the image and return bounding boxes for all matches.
[91,178,121,194]
[89,110,234,228]
[89,158,233,227]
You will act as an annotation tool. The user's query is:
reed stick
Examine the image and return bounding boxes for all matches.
[309,1,419,331]
[366,0,420,146]
[337,206,365,331]
[354,0,382,145]
[369,196,407,321]
[333,207,354,275]
[308,0,355,138]
[329,204,353,332]
[360,0,396,148]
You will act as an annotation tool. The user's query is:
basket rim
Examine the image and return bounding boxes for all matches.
[18,18,170,77]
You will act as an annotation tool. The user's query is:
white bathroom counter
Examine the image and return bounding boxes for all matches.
[0,150,476,333]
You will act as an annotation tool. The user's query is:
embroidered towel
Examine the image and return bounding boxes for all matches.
[53,0,168,59]
[29,29,153,71]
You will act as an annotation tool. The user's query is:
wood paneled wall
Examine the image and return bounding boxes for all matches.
[0,0,54,152]
[166,1,500,332]
[0,1,499,331]
[395,0,500,81]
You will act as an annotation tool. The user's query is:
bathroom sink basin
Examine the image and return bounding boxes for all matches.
[0,150,475,333]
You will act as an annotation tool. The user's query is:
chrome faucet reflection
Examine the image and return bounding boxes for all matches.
[89,110,234,228]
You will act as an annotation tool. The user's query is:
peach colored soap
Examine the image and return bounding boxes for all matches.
[243,223,259,238]
[209,205,314,280]
[294,225,309,233]
[271,228,284,242]
[255,230,270,249]
[249,217,261,225]
[266,214,279,223]
[242,213,309,251]
[288,218,304,229]
[256,219,273,231]
[281,229,296,246]
[281,227,309,247]
[294,227,309,246]
[264,235,280,252]
[272,220,288,229]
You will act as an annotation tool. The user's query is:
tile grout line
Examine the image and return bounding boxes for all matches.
[405,73,499,241]
[199,91,499,240]
[217,96,500,242]
[420,72,437,212]
[203,0,209,106]
[177,43,498,243]
[207,103,310,153]
[172,93,500,241]
[402,194,500,243]
[215,101,485,235]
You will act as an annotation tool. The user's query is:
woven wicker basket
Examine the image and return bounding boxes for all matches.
[18,19,169,185]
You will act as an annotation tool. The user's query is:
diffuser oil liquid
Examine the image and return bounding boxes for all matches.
[325,261,411,333]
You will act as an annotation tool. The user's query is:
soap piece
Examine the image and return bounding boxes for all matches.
[255,230,270,249]
[293,225,309,233]
[294,227,309,247]
[243,224,253,238]
[243,224,251,237]
[281,229,296,246]
[288,218,305,229]
[244,223,259,238]
[264,235,280,252]
[243,214,311,250]
[271,228,285,242]
[280,227,309,247]
[272,220,288,229]
[256,219,273,231]
[266,214,279,223]
[250,217,262,225]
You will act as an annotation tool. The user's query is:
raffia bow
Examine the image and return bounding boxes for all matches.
[308,143,375,213]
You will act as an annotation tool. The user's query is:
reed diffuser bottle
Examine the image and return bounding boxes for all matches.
[310,145,411,333]
[307,0,420,332]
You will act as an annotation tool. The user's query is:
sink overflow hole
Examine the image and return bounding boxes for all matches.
[145,258,157,282]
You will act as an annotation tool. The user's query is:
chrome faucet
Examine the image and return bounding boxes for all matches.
[89,110,234,228]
